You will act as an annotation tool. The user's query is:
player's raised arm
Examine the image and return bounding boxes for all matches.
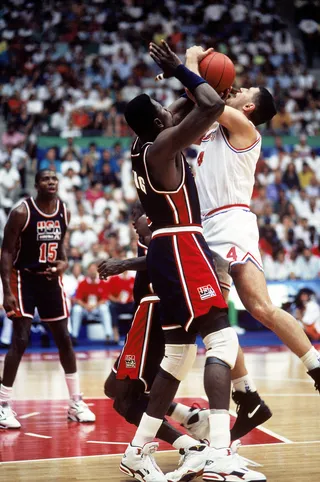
[0,204,28,315]
[148,41,225,160]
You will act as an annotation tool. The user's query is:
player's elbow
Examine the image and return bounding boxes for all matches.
[202,98,225,120]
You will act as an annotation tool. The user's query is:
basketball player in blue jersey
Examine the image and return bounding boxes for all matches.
[118,41,266,482]
[0,170,95,429]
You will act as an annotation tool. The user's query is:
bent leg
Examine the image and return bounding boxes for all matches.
[232,261,313,358]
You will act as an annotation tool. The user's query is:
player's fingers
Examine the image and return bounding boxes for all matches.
[150,52,162,65]
[6,310,16,318]
[202,47,214,57]
[161,39,172,53]
[149,43,165,56]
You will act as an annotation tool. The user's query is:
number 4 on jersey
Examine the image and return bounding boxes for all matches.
[39,242,58,263]
[226,246,237,262]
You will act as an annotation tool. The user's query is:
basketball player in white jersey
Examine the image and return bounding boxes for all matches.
[185,49,320,433]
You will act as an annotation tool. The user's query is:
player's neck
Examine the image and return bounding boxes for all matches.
[34,195,58,214]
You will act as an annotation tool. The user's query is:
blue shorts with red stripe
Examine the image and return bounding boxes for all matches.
[147,227,227,332]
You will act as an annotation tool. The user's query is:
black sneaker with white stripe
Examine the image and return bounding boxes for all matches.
[231,391,272,440]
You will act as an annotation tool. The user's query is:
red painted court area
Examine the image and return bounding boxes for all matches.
[0,398,284,463]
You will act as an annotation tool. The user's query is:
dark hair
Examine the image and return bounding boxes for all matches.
[250,87,277,126]
[131,200,145,218]
[35,169,56,184]
[124,94,157,137]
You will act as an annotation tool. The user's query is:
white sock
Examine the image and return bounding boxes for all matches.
[132,413,163,447]
[170,403,191,424]
[209,410,230,449]
[173,434,200,450]
[0,384,13,404]
[232,374,257,393]
[65,373,81,400]
[301,347,320,371]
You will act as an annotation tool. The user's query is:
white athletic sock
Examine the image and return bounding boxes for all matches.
[132,413,163,447]
[209,410,230,449]
[0,384,13,404]
[65,373,81,401]
[170,403,191,424]
[301,347,320,371]
[173,434,200,450]
[232,374,257,393]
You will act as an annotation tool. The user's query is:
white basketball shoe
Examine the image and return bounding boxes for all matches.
[203,446,266,481]
[166,444,209,482]
[182,405,210,442]
[68,397,96,422]
[0,403,21,429]
[120,442,167,482]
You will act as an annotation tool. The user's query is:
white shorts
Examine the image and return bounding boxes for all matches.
[202,207,264,290]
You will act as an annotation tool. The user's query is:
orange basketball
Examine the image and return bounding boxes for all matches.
[199,52,235,94]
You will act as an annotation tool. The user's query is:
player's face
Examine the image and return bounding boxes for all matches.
[226,87,260,110]
[151,100,174,129]
[36,171,59,196]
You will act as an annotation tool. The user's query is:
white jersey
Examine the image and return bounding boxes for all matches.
[195,122,261,216]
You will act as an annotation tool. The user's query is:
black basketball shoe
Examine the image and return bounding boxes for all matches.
[308,366,320,393]
[231,390,272,440]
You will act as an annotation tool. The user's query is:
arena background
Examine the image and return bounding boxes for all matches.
[0,0,319,349]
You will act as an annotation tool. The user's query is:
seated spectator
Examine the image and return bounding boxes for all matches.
[59,167,82,204]
[108,269,135,342]
[305,174,319,197]
[93,186,120,221]
[271,105,292,135]
[251,186,269,216]
[293,289,320,341]
[85,181,104,207]
[71,262,113,344]
[97,162,121,188]
[298,162,314,189]
[62,262,84,320]
[1,122,26,148]
[0,160,21,210]
[70,221,98,254]
[61,152,81,175]
[69,204,94,231]
[60,137,82,160]
[39,148,62,173]
[295,247,320,279]
[282,162,300,190]
[82,242,109,270]
[269,249,294,281]
[294,134,311,156]
[50,105,69,134]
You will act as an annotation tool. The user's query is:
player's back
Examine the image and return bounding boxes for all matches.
[195,122,261,216]
[131,137,201,231]
[14,197,68,272]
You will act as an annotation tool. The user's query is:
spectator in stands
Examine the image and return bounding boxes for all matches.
[70,221,98,254]
[293,289,320,341]
[282,163,300,190]
[60,137,81,160]
[50,105,69,134]
[108,269,135,343]
[0,160,21,210]
[1,122,26,148]
[251,186,269,216]
[268,249,294,281]
[93,186,120,222]
[59,168,82,204]
[82,242,108,270]
[71,262,113,344]
[295,247,320,280]
[39,147,61,172]
[97,161,121,188]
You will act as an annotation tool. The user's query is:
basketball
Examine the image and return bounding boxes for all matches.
[199,52,235,93]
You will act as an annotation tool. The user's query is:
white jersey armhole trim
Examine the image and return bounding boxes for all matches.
[143,144,186,194]
[21,200,31,232]
[219,125,261,153]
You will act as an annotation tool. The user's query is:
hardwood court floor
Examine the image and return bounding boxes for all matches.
[0,346,319,481]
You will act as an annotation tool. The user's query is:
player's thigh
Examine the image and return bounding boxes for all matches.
[231,261,272,313]
[36,278,68,322]
[10,270,36,319]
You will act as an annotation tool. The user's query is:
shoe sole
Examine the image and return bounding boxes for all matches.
[119,462,144,481]
[168,468,204,482]
[68,414,95,423]
[231,406,272,440]
[0,424,21,429]
[203,474,266,482]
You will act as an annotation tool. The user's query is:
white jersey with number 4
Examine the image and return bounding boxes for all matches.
[195,122,263,290]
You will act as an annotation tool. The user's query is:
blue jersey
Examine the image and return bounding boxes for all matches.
[131,137,201,232]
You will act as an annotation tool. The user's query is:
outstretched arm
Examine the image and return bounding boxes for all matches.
[98,257,147,280]
[148,42,225,164]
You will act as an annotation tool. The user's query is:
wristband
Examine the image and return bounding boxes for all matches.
[174,64,207,94]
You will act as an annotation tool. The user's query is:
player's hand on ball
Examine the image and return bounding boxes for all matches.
[149,39,182,79]
[98,259,126,279]
[42,260,68,278]
[186,46,214,63]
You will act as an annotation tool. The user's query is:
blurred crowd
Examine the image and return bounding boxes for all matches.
[0,0,319,293]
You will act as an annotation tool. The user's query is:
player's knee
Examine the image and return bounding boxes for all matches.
[104,372,117,399]
[203,327,239,369]
[250,300,275,328]
[160,343,197,381]
[13,333,29,355]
